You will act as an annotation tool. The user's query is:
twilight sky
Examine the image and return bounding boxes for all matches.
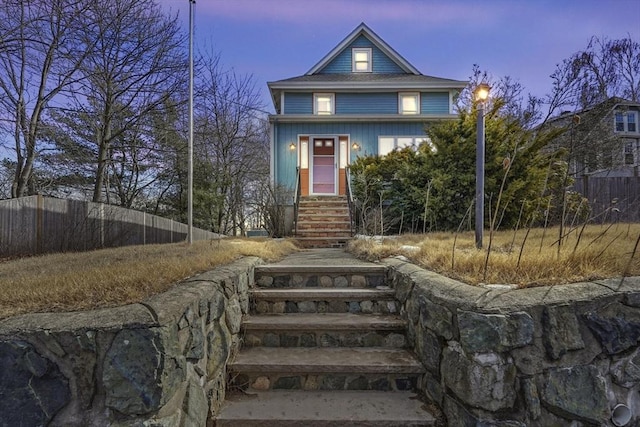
[161,0,638,113]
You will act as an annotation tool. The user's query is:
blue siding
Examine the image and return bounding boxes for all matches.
[422,92,450,114]
[284,93,313,114]
[336,93,397,114]
[282,92,450,116]
[320,35,405,74]
[274,121,428,189]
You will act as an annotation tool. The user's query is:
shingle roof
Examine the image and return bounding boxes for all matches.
[270,73,466,86]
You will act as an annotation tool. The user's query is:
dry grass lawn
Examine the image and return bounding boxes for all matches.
[0,238,298,320]
[348,223,640,288]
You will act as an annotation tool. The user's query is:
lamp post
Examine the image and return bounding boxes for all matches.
[474,83,490,249]
[187,0,195,244]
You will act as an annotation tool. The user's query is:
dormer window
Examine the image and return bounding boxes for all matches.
[399,93,420,115]
[615,111,638,133]
[352,48,372,72]
[314,93,334,115]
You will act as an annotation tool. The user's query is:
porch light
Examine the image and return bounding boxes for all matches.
[289,142,296,151]
[351,142,360,151]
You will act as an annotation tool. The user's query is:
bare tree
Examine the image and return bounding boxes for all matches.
[455,64,542,129]
[47,0,187,205]
[194,54,268,234]
[0,0,93,197]
[548,35,640,113]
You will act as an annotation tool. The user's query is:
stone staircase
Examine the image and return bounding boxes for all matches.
[215,253,435,426]
[294,196,352,248]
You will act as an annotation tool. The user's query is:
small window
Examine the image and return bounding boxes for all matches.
[614,111,639,133]
[399,93,420,115]
[314,93,334,115]
[352,48,371,72]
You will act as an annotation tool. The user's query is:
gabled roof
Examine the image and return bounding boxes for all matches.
[267,23,467,112]
[306,22,420,75]
[268,73,467,90]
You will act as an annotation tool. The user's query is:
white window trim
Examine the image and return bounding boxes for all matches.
[378,136,432,156]
[352,48,372,73]
[314,93,335,115]
[614,110,638,133]
[399,92,420,115]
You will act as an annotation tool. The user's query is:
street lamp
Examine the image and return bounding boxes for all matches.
[474,83,490,249]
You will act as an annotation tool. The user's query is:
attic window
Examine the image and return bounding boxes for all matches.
[352,48,372,72]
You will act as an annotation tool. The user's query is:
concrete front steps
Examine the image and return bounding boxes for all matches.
[295,196,352,248]
[216,261,435,426]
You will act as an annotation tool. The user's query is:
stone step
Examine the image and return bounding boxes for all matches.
[250,291,399,314]
[229,347,424,392]
[230,346,424,374]
[252,287,396,303]
[244,313,403,330]
[216,390,436,426]
[255,265,387,288]
[243,313,406,348]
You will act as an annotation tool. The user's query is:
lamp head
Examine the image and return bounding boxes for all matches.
[289,143,296,151]
[475,83,491,102]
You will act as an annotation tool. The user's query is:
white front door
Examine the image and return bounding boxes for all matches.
[311,137,337,194]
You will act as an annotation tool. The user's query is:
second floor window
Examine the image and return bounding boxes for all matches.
[314,93,334,115]
[615,111,638,133]
[399,93,420,115]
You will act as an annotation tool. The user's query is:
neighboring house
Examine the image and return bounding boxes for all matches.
[546,97,640,178]
[545,97,640,221]
[267,23,466,241]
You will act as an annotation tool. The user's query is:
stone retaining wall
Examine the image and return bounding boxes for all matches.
[384,257,640,427]
[0,257,261,427]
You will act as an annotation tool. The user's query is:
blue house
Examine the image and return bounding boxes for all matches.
[267,23,466,242]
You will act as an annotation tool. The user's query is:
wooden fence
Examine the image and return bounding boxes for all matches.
[0,195,223,257]
[571,176,640,222]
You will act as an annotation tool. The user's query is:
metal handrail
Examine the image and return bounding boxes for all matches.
[293,167,301,236]
[345,166,356,236]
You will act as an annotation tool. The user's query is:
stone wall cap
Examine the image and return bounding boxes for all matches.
[384,257,637,312]
[0,303,155,335]
[0,256,261,334]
